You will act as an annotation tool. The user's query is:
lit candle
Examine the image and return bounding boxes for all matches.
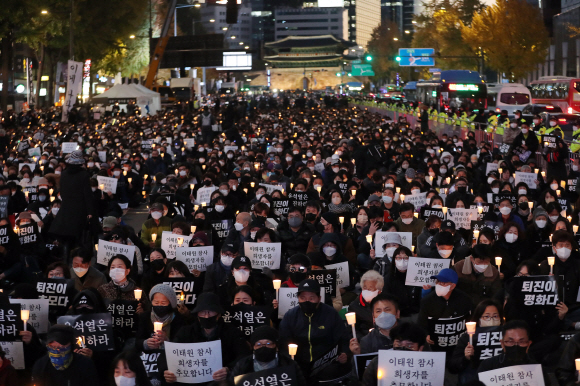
[250,182,255,188]
[21,309,29,331]
[24,191,28,199]
[316,186,321,194]
[273,279,281,301]
[498,168,503,174]
[345,312,357,338]
[413,213,418,218]
[95,244,98,251]
[154,322,163,334]
[191,225,196,234]
[574,225,578,234]
[477,206,483,215]
[76,336,85,349]
[561,181,566,188]
[123,170,127,176]
[288,344,298,360]
[400,194,405,202]
[151,233,157,242]
[548,256,555,275]
[201,202,207,207]
[495,257,502,273]
[128,178,132,183]
[411,245,415,253]
[473,230,479,240]
[442,207,448,218]
[243,188,248,194]
[366,235,372,245]
[134,289,142,300]
[541,171,546,177]
[528,201,533,209]
[190,184,195,191]
[534,168,539,174]
[49,188,54,196]
[396,187,401,194]
[351,189,356,197]
[339,216,344,224]
[179,292,185,304]
[350,218,356,226]
[177,237,184,246]
[466,322,477,345]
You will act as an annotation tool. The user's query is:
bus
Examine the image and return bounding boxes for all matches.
[416,70,487,112]
[403,81,417,102]
[486,83,531,114]
[529,76,580,113]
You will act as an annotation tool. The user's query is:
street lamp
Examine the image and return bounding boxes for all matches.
[41,3,74,60]
[41,10,48,14]
[129,35,136,39]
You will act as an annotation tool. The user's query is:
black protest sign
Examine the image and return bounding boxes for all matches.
[484,220,503,236]
[17,223,39,245]
[141,139,154,150]
[288,192,308,208]
[211,219,233,243]
[223,304,271,337]
[354,353,378,381]
[57,312,115,351]
[557,198,569,214]
[23,186,38,202]
[338,182,348,196]
[162,278,203,308]
[471,221,486,234]
[0,196,8,218]
[568,178,579,193]
[272,199,290,217]
[310,344,339,377]
[492,193,516,207]
[510,275,558,310]
[105,299,138,334]
[36,279,70,315]
[542,135,557,148]
[420,208,444,221]
[141,350,164,383]
[473,326,503,362]
[469,203,494,220]
[234,365,297,386]
[0,225,11,246]
[427,314,468,352]
[0,305,23,341]
[307,269,337,297]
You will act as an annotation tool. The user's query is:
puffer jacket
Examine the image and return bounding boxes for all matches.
[277,220,316,261]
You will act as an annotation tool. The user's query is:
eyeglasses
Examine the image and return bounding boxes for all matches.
[254,342,275,348]
[395,256,409,261]
[289,267,307,273]
[111,235,121,241]
[503,339,529,347]
[480,315,500,321]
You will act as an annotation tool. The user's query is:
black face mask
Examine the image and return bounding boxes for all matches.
[151,259,166,272]
[75,306,94,314]
[457,186,467,194]
[315,222,325,233]
[290,272,307,284]
[199,316,218,329]
[299,301,318,315]
[504,345,528,363]
[194,218,205,227]
[429,228,439,235]
[305,213,317,222]
[153,305,173,318]
[204,180,212,186]
[254,347,277,363]
[518,202,528,210]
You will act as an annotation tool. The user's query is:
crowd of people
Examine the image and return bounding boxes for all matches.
[0,94,579,386]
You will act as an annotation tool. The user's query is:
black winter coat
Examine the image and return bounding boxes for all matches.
[226,354,307,385]
[277,221,315,261]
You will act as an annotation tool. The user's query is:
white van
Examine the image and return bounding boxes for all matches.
[486,83,531,114]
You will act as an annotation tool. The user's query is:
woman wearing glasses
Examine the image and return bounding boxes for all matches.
[448,299,505,385]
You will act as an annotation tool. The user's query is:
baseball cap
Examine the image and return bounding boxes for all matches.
[430,268,458,284]
[297,279,321,295]
[441,220,456,231]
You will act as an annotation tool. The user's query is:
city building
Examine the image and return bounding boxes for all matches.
[200,2,252,50]
[274,7,348,41]
[381,0,414,36]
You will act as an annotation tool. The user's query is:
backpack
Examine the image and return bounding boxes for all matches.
[201,113,212,126]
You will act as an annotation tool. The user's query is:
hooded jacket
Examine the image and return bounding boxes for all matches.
[454,256,502,305]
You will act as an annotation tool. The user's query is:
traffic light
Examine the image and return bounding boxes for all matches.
[226,0,238,24]
[365,54,373,62]
[396,56,401,62]
[336,72,341,76]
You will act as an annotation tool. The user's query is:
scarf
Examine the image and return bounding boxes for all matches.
[47,346,73,371]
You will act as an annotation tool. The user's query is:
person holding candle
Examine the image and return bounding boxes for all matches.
[344,207,370,252]
[349,293,399,355]
[228,326,307,385]
[379,246,422,318]
[136,284,187,352]
[347,270,384,338]
[217,256,270,307]
[140,203,171,250]
[203,241,239,293]
[98,254,142,303]
[417,215,442,257]
[141,248,169,297]
[495,222,526,268]
[454,244,502,305]
[278,206,316,262]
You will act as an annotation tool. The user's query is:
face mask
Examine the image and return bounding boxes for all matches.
[55,170,61,175]
[198,316,218,329]
[51,207,60,216]
[375,311,397,330]
[535,219,546,228]
[91,187,97,192]
[545,197,554,203]
[153,305,173,318]
[215,205,225,213]
[574,165,579,172]
[556,247,571,260]
[480,319,501,327]
[492,188,499,194]
[323,246,337,257]
[521,128,528,134]
[438,249,452,258]
[550,184,558,190]
[219,189,229,197]
[221,254,234,267]
[250,231,257,240]
[332,167,339,173]
[362,289,379,302]
[440,168,447,174]
[385,183,395,188]
[234,222,244,231]
[386,247,397,258]
[305,213,316,222]
[151,211,162,220]
[299,301,317,315]
[286,157,292,163]
[473,263,489,273]
[288,217,302,228]
[533,119,540,125]
[331,197,341,205]
[499,207,512,215]
[510,123,518,129]
[115,376,136,386]
[402,164,408,170]
[549,215,559,223]
[357,214,368,223]
[504,345,528,363]
[255,194,263,200]
[550,121,557,127]
[199,158,206,164]
[233,269,250,282]
[109,268,126,282]
[47,345,73,371]
[402,218,413,225]
[73,267,88,277]
[505,233,518,243]
[518,189,527,196]
[395,259,408,271]
[151,259,166,271]
[435,284,451,297]
[254,347,277,363]
[432,205,442,209]
[113,171,121,177]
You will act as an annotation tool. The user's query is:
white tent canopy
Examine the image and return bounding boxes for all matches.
[91,84,161,117]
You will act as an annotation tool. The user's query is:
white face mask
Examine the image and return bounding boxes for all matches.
[533,119,540,125]
[215,205,225,213]
[549,215,559,223]
[550,184,558,190]
[510,123,518,129]
[51,208,60,215]
[115,376,136,386]
[358,214,368,223]
[385,247,397,258]
[556,247,571,260]
[574,165,579,172]
[109,268,126,282]
[440,168,447,174]
[395,259,408,271]
[402,218,413,225]
[411,189,420,195]
[438,249,452,258]
[435,284,451,297]
[518,189,527,195]
[255,194,263,200]
[91,187,97,192]
[221,254,234,266]
[113,170,121,177]
[219,189,229,197]
[385,183,395,188]
[491,188,499,194]
[151,211,162,220]
[286,157,292,162]
[535,219,547,228]
[473,263,489,273]
[73,267,88,277]
[499,206,512,215]
[234,222,245,231]
[382,195,393,204]
[505,233,518,243]
[521,128,528,134]
[480,319,501,327]
[323,246,337,256]
[250,231,257,239]
[487,177,495,185]
[361,289,379,303]
[550,121,557,127]
[432,204,442,209]
[233,269,250,283]
[332,197,341,205]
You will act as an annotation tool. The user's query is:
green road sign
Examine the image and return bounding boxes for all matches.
[351,64,375,76]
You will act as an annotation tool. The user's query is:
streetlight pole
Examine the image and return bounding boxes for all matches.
[70,0,74,60]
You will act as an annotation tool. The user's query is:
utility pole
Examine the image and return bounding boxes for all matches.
[70,0,74,60]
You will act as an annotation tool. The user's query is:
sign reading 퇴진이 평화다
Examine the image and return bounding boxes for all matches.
[96,175,118,194]
[165,340,222,384]
[479,364,545,386]
[97,239,135,266]
[404,257,450,287]
[244,242,282,270]
[510,276,559,310]
[234,365,297,386]
[36,279,70,315]
[377,350,446,386]
[427,314,468,352]
[162,278,203,308]
[211,219,232,244]
[9,298,49,334]
[175,246,214,272]
[17,223,39,245]
[160,231,193,260]
[57,313,115,351]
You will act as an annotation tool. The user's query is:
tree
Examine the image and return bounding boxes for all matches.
[412,0,482,73]
[366,21,406,84]
[461,0,549,80]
